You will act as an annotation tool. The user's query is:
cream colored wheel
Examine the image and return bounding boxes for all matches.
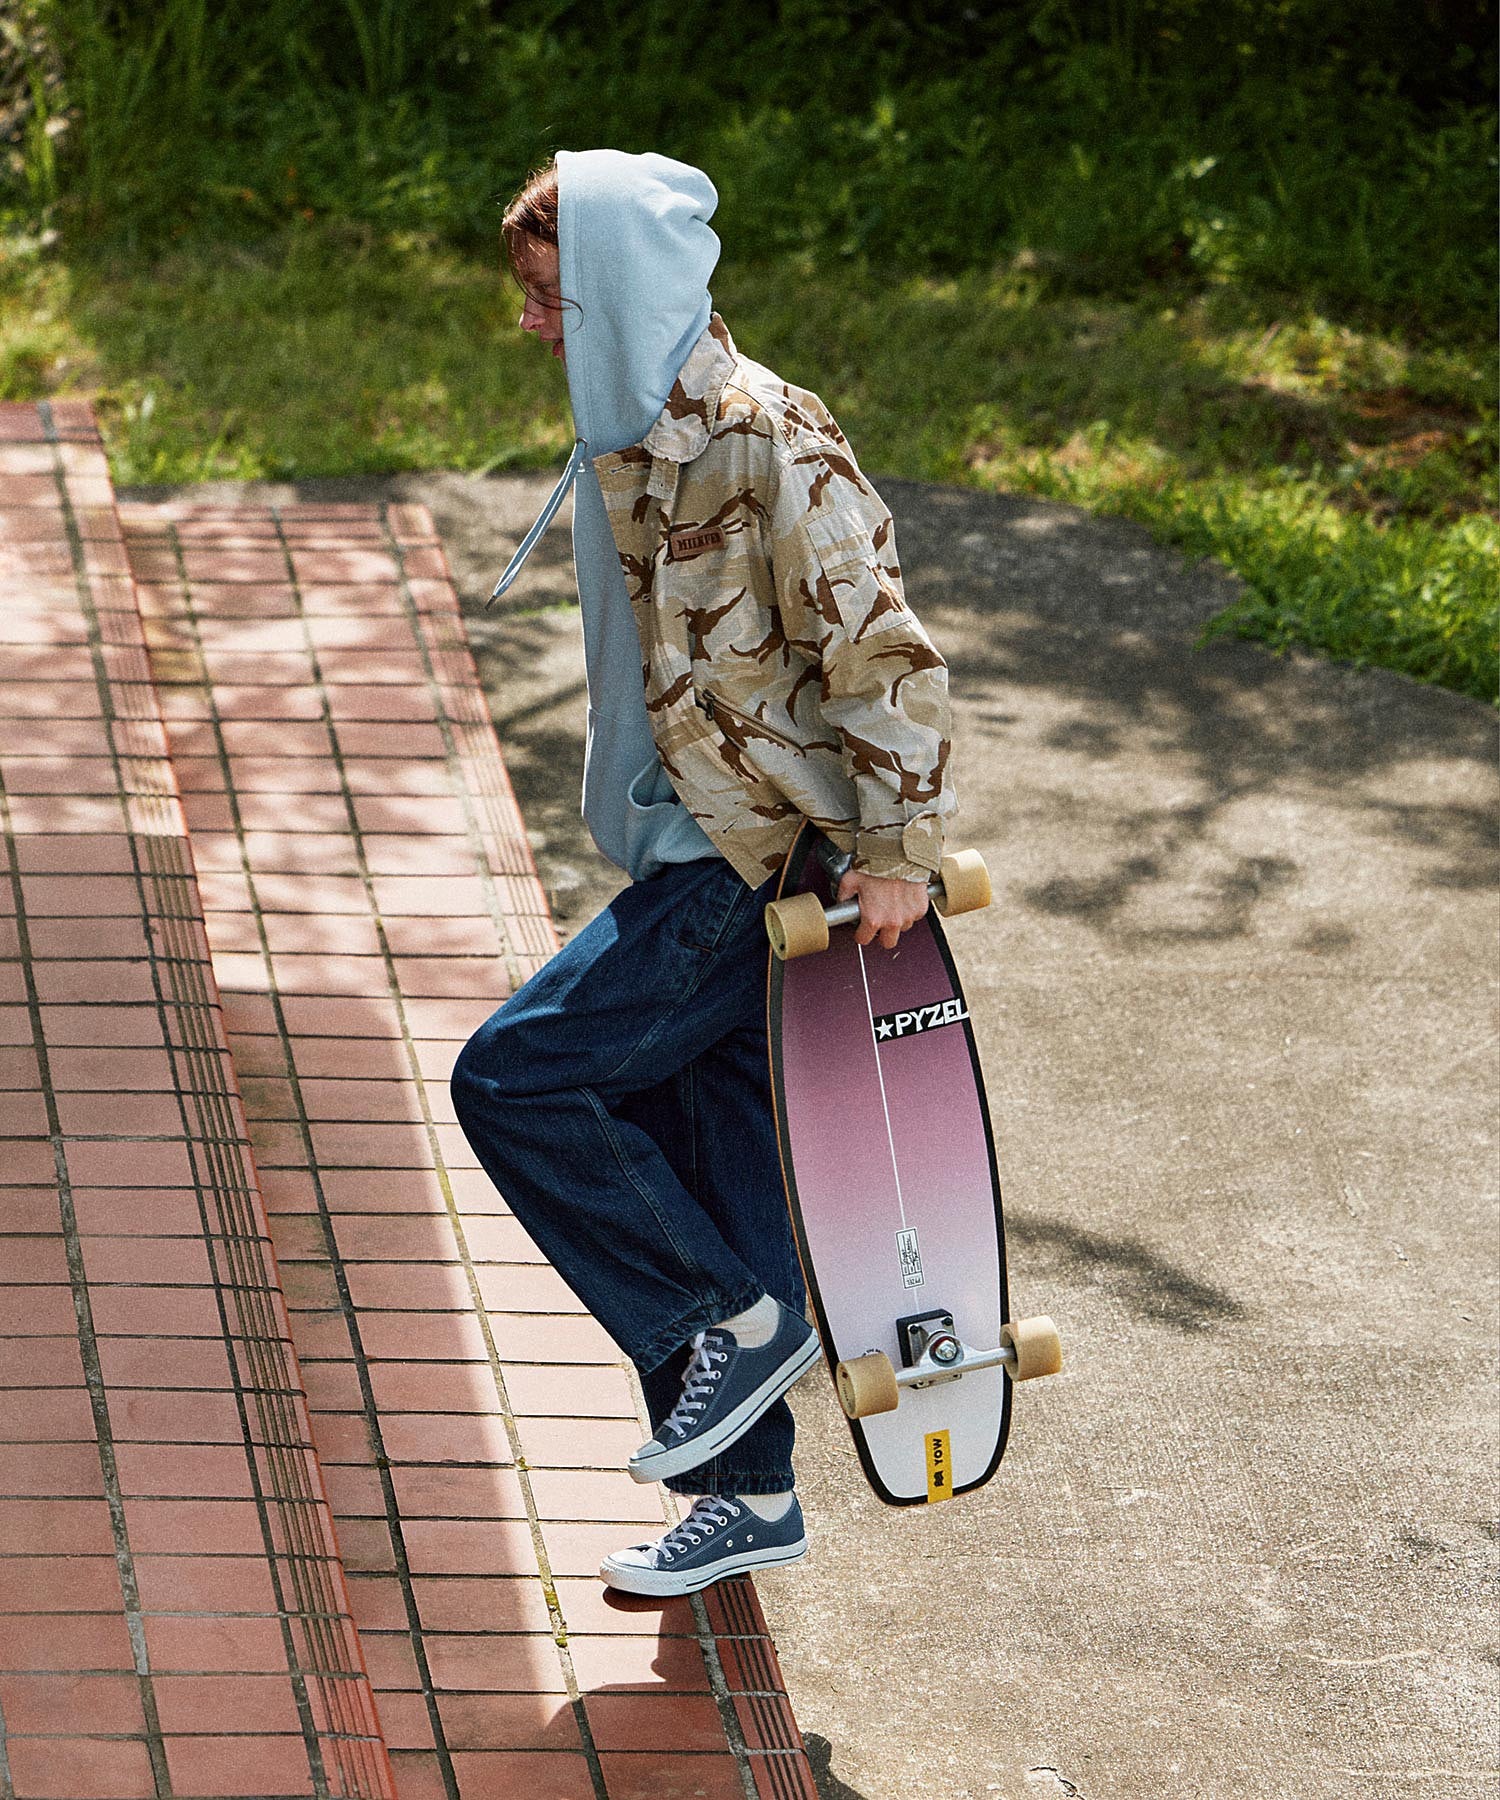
[835,1351,900,1419]
[765,891,829,960]
[935,848,992,917]
[1001,1314,1063,1381]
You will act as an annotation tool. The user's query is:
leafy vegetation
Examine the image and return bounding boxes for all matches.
[3,0,1494,700]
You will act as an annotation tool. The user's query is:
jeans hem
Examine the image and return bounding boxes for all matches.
[633,1280,767,1376]
[663,1473,797,1497]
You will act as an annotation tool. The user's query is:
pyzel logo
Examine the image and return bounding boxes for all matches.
[895,1227,924,1288]
[873,997,969,1041]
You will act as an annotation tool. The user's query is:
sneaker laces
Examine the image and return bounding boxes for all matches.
[657,1328,731,1444]
[649,1494,743,1564]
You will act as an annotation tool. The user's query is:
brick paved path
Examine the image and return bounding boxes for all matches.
[0,400,815,1800]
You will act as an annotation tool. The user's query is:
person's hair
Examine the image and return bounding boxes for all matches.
[499,158,581,320]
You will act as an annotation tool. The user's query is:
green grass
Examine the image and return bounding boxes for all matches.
[2,221,1495,703]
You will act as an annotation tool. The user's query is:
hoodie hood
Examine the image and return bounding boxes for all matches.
[487,149,721,604]
[489,148,725,881]
[557,146,720,454]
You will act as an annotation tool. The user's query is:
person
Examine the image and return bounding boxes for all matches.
[450,148,956,1596]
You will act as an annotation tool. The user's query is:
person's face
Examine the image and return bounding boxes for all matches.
[513,237,567,365]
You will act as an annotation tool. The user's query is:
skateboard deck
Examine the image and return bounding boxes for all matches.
[766,822,1027,1506]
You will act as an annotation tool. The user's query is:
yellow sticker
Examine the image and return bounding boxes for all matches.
[925,1428,952,1503]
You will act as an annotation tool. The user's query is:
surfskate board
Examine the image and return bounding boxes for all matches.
[765,821,1061,1506]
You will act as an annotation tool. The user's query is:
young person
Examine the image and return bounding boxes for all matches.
[451,148,956,1596]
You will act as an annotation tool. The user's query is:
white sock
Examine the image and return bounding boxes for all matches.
[739,1490,795,1522]
[717,1292,779,1348]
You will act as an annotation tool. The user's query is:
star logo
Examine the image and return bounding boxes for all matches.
[875,1018,895,1039]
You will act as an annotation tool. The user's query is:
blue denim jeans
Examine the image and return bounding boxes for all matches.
[450,853,806,1496]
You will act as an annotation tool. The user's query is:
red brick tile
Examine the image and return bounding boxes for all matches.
[330,1214,461,1260]
[0,1238,68,1281]
[499,1363,638,1420]
[121,1496,267,1556]
[731,1688,804,1755]
[96,1335,233,1390]
[0,1554,120,1612]
[37,1001,161,1044]
[362,1686,436,1751]
[0,1496,114,1554]
[422,1631,567,1695]
[113,1442,254,1500]
[376,1413,513,1466]
[81,1234,215,1286]
[358,1630,422,1692]
[0,1609,135,1671]
[0,1441,106,1497]
[584,1692,729,1754]
[388,1464,524,1520]
[0,1669,145,1733]
[296,1359,364,1412]
[477,1265,590,1315]
[351,1311,488,1361]
[319,1167,452,1213]
[153,1672,303,1734]
[163,1733,315,1797]
[63,1138,195,1189]
[385,1750,453,1800]
[134,1552,279,1615]
[410,1576,554,1636]
[0,1281,76,1339]
[4,1735,156,1800]
[142,1612,289,1673]
[0,1383,96,1441]
[598,1751,750,1800]
[366,1361,500,1415]
[438,1750,594,1796]
[108,1388,246,1445]
[435,1689,579,1750]
[399,1517,536,1577]
[715,1631,793,1699]
[329,1516,396,1575]
[89,1284,225,1336]
[517,1417,644,1471]
[527,1469,665,1526]
[344,1572,409,1633]
[567,1633,713,1694]
[539,1522,654,1581]
[71,1187,205,1236]
[482,1313,618,1366]
[0,1191,59,1239]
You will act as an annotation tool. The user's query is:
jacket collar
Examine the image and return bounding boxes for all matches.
[639,312,738,465]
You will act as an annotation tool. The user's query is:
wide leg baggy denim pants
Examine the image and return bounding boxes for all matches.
[450,854,807,1496]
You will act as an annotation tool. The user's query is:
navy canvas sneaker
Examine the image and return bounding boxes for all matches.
[628,1301,822,1485]
[600,1493,808,1596]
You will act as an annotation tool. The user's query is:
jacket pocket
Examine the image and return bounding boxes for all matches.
[700,688,803,754]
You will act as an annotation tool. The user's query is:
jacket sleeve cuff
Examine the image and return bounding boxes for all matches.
[852,814,946,881]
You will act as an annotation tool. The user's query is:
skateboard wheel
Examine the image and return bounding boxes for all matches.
[765,891,829,961]
[835,1351,900,1419]
[1001,1314,1063,1381]
[935,848,992,917]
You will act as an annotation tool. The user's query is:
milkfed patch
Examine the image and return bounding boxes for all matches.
[872,997,969,1042]
[667,523,726,561]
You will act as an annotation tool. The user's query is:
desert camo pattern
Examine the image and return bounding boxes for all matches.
[589,311,957,888]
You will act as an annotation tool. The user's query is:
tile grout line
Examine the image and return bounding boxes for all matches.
[54,415,393,1799]
[140,508,451,1799]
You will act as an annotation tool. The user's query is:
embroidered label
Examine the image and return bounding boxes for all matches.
[872,997,969,1042]
[895,1227,925,1289]
[667,523,726,561]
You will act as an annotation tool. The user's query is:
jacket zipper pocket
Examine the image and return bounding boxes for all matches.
[701,689,804,753]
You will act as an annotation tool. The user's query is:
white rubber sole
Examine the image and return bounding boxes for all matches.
[599,1536,809,1597]
[627,1330,823,1485]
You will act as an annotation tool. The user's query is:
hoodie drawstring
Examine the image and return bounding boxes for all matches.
[487,436,590,608]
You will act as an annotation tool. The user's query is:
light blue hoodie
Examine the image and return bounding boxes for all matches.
[489,148,722,881]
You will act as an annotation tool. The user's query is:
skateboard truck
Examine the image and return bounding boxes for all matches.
[765,841,993,960]
[834,1311,1062,1420]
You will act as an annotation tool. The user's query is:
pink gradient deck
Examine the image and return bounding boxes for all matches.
[772,834,1009,1505]
[0,399,816,1799]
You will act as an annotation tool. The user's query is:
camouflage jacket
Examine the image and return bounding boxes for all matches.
[591,311,956,888]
